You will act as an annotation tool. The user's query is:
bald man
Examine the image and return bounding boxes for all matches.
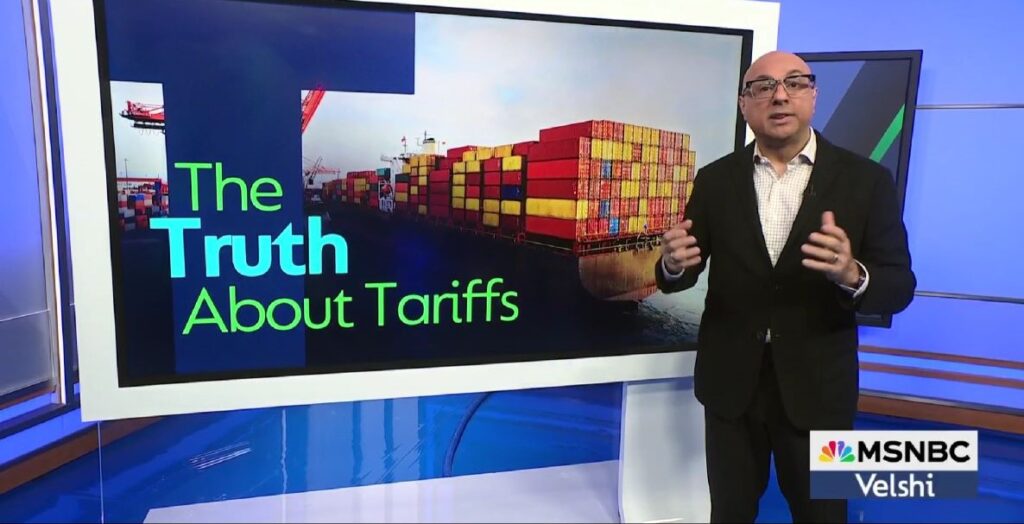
[656,51,916,522]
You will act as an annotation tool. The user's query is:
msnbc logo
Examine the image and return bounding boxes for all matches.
[810,431,978,499]
[819,441,856,463]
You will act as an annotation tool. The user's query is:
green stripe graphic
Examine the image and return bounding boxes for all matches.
[870,104,905,162]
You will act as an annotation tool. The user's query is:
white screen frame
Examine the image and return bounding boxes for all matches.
[52,0,778,421]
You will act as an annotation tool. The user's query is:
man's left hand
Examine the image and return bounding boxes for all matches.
[801,211,861,287]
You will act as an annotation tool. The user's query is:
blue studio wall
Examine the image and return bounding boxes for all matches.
[765,0,1024,410]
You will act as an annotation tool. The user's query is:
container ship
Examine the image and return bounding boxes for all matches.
[313,119,696,302]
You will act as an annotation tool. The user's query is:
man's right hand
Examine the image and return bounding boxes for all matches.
[661,219,702,274]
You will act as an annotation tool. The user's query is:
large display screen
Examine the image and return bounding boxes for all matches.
[798,50,922,328]
[96,0,752,389]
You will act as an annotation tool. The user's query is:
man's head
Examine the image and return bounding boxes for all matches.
[739,51,817,147]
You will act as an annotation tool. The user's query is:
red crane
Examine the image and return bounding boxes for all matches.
[301,85,326,133]
[120,101,165,132]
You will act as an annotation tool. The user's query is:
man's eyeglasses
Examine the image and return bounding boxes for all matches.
[742,74,816,100]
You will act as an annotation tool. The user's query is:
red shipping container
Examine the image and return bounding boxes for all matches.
[632,144,642,162]
[466,186,481,198]
[576,220,587,238]
[467,173,482,186]
[484,173,501,186]
[528,137,593,161]
[466,210,481,223]
[526,159,587,180]
[612,181,621,199]
[525,216,576,240]
[527,137,591,162]
[538,120,598,142]
[484,186,501,199]
[639,180,648,197]
[502,171,523,185]
[632,198,640,215]
[599,218,610,236]
[483,158,502,172]
[614,122,624,141]
[513,141,537,156]
[396,182,409,191]
[447,145,477,160]
[600,180,611,199]
[527,179,582,199]
[500,215,523,230]
[440,158,452,170]
[611,161,621,179]
[430,184,450,196]
[429,170,450,183]
[590,179,601,198]
[577,178,590,200]
[429,207,449,218]
[586,218,598,237]
[452,209,465,222]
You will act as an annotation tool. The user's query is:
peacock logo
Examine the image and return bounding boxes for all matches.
[819,440,856,463]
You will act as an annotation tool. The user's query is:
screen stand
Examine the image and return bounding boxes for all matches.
[618,370,710,522]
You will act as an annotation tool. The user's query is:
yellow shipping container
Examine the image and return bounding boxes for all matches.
[411,186,419,196]
[648,181,658,197]
[673,165,683,182]
[453,186,466,198]
[463,150,477,162]
[494,145,513,158]
[483,212,500,227]
[466,198,481,211]
[526,198,577,220]
[416,166,426,176]
[672,199,680,214]
[402,163,411,174]
[501,200,521,215]
[688,151,696,166]
[484,199,500,213]
[453,197,466,209]
[577,199,589,219]
[419,205,427,215]
[396,193,408,203]
[683,134,691,150]
[453,174,466,185]
[591,139,603,160]
[411,156,420,168]
[631,162,641,180]
[502,156,522,171]
[477,147,494,161]
[419,175,427,186]
[642,127,651,145]
[686,183,694,200]
[454,162,466,174]
[662,182,673,198]
[604,141,614,161]
[466,160,481,173]
[625,125,635,144]
[640,198,648,216]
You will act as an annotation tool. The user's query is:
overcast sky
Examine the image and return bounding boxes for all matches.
[302,12,744,176]
[110,80,167,180]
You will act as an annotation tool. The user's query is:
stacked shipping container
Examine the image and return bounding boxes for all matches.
[317,119,696,251]
[116,178,168,231]
[524,120,694,242]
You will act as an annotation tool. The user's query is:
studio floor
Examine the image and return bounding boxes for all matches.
[1,384,1022,523]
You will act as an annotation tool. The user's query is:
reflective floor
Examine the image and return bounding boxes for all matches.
[1,384,1022,523]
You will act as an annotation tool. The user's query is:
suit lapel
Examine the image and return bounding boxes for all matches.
[733,143,773,272]
[775,132,842,271]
